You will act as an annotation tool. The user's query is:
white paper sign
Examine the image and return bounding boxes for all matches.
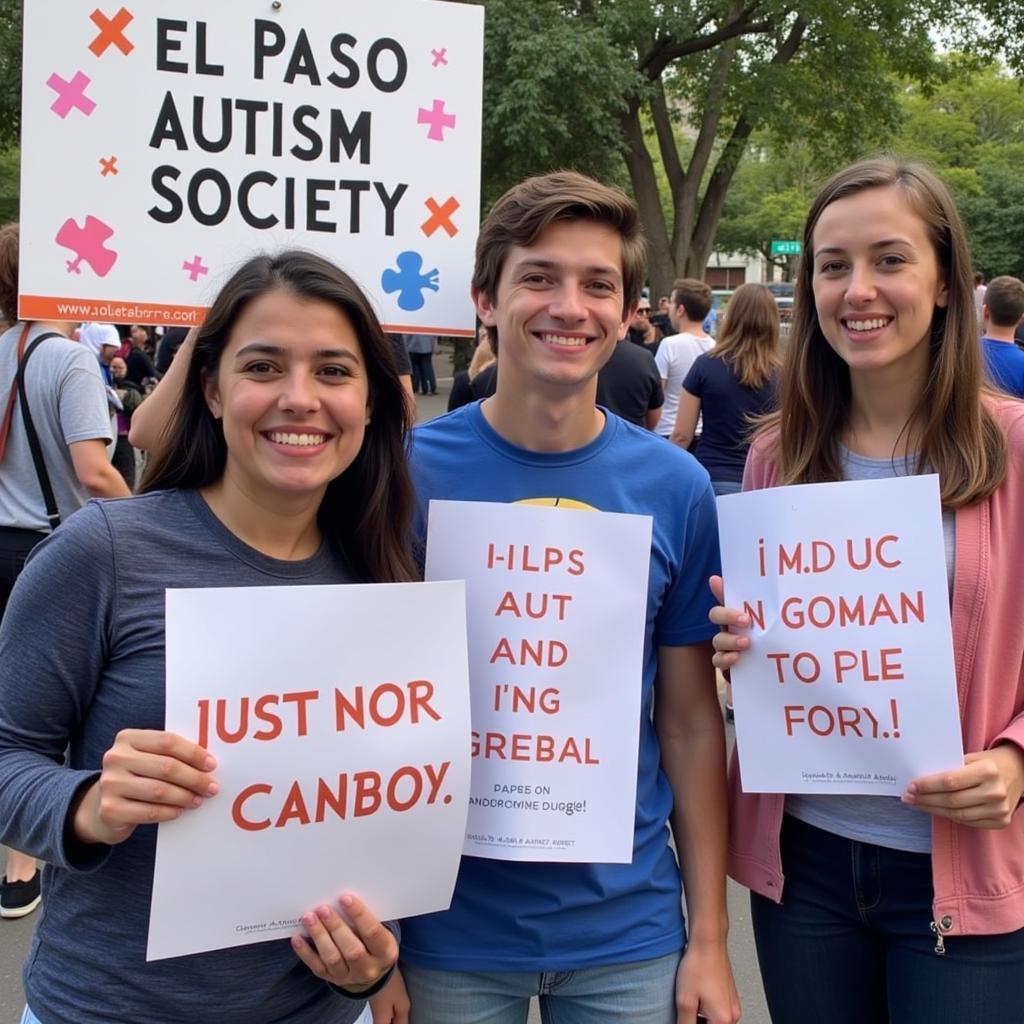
[20,1,483,332]
[718,475,964,795]
[147,581,471,962]
[425,500,653,863]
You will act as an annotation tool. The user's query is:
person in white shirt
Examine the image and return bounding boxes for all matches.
[654,278,714,439]
[974,271,987,330]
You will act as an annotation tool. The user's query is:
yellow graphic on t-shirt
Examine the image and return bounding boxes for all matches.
[515,497,598,511]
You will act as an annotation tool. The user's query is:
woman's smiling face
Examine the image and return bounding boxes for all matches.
[811,185,948,384]
[203,288,371,511]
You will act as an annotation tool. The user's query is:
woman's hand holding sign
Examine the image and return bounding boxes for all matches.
[71,729,219,846]
[291,893,398,993]
[903,745,1024,829]
[708,575,751,672]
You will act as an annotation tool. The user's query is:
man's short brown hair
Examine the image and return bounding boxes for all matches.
[472,171,646,333]
[983,275,1024,328]
[670,278,713,323]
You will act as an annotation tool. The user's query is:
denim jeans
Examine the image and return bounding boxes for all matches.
[21,1004,373,1024]
[402,951,681,1024]
[751,814,1024,1023]
[710,480,742,497]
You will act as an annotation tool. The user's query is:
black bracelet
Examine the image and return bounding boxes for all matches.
[330,963,395,1000]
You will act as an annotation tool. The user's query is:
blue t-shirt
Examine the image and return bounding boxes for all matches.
[981,337,1024,399]
[683,354,778,484]
[401,403,721,971]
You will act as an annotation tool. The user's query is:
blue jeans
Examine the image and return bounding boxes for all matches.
[402,951,681,1024]
[710,480,742,497]
[751,815,1024,1023]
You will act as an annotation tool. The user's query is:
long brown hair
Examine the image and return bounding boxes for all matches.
[771,157,1005,508]
[0,223,19,322]
[711,283,780,389]
[141,251,418,582]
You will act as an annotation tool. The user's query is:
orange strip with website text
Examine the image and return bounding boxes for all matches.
[19,295,207,328]
[19,295,476,337]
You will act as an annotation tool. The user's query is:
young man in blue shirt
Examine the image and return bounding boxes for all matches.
[373,172,738,1024]
[980,275,1024,399]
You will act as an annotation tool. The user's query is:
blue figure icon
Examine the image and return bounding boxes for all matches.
[381,251,440,311]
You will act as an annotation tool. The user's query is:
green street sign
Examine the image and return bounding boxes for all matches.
[771,239,802,256]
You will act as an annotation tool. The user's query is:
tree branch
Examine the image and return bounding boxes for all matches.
[641,11,774,80]
[688,15,808,270]
[676,31,741,258]
[651,78,685,202]
[619,101,675,294]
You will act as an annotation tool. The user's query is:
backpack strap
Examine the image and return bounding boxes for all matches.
[15,332,64,530]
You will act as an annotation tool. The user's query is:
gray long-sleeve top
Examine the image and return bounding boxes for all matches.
[0,489,386,1024]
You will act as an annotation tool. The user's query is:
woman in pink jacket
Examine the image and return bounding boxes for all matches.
[712,158,1024,1023]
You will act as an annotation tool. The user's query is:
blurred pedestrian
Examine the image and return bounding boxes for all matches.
[448,328,496,411]
[671,283,781,493]
[109,355,145,488]
[655,279,714,440]
[124,325,159,387]
[626,297,661,353]
[0,223,129,920]
[405,333,438,395]
[979,275,1024,398]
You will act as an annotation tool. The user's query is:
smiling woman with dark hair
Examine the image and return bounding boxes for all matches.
[0,250,415,1024]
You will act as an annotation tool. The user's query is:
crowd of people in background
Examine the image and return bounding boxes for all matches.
[2,155,1024,1024]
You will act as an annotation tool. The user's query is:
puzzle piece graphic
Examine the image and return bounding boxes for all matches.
[381,252,440,312]
[56,216,118,277]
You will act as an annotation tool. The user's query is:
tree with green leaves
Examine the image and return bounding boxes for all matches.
[893,59,1024,277]
[470,0,1024,296]
[713,136,825,277]
[0,1,21,151]
[715,56,1024,281]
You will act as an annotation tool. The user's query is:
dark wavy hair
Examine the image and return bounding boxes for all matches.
[141,250,417,582]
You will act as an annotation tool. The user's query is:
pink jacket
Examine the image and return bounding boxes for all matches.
[728,400,1024,938]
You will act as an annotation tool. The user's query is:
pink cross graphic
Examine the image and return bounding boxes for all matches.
[431,48,448,67]
[47,72,96,119]
[182,255,209,282]
[417,99,456,141]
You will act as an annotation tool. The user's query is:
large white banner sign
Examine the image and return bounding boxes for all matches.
[426,500,653,864]
[718,475,964,795]
[21,1,483,331]
[148,581,471,962]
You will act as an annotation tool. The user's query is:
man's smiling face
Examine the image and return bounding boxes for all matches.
[473,219,634,395]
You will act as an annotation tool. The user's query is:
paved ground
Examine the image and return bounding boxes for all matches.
[0,354,771,1022]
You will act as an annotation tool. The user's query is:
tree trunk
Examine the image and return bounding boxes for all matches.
[619,104,676,299]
